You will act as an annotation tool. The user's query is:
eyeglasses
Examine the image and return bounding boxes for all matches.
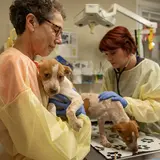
[43,18,62,37]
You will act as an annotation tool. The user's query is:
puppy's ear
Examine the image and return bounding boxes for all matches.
[131,120,140,131]
[64,66,72,75]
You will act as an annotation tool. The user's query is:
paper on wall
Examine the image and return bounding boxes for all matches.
[57,31,78,58]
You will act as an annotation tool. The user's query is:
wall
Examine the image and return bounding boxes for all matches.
[0,0,12,51]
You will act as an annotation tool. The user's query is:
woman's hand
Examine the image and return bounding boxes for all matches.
[98,91,128,108]
[49,94,86,116]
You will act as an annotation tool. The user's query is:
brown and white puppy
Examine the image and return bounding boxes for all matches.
[37,59,84,131]
[81,93,139,153]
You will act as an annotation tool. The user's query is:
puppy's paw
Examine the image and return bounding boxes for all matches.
[101,140,112,148]
[70,119,83,132]
[48,103,56,115]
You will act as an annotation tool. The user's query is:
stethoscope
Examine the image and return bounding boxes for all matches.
[114,57,132,96]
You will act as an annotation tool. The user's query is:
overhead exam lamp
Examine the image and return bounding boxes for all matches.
[74,3,158,34]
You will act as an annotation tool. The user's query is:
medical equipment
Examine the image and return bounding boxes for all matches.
[74,3,158,33]
[55,55,73,70]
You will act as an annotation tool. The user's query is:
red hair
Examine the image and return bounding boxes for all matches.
[99,26,137,54]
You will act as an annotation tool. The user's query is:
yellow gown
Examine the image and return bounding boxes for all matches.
[102,58,160,135]
[0,47,91,160]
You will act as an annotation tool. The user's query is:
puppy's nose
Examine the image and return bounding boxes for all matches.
[49,88,58,94]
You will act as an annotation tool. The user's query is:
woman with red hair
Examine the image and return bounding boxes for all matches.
[98,26,160,159]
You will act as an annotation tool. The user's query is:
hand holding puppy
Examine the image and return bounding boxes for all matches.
[49,94,86,116]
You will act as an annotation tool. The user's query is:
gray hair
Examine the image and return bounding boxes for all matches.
[9,0,66,35]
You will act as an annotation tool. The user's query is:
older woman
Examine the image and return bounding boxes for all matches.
[0,0,91,159]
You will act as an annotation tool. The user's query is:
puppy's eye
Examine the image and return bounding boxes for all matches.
[58,75,64,80]
[44,73,51,78]
[118,130,122,134]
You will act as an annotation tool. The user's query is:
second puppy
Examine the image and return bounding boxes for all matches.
[81,93,139,153]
